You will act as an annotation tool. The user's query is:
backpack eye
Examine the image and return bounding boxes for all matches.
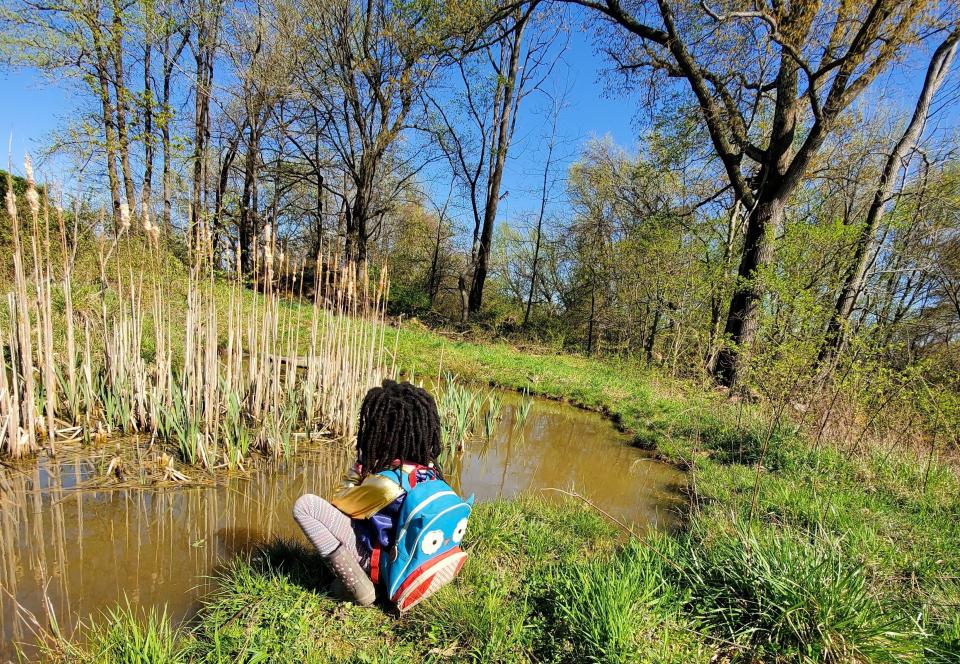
[452,518,468,543]
[421,529,444,555]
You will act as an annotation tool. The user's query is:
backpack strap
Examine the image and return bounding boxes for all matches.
[370,544,381,584]
[405,464,438,488]
[378,463,438,490]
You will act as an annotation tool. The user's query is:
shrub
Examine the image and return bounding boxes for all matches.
[387,281,432,316]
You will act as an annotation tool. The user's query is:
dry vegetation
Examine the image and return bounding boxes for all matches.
[0,165,393,469]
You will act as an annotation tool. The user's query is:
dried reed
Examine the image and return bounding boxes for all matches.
[0,160,393,468]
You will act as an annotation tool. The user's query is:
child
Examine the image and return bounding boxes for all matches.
[293,379,464,608]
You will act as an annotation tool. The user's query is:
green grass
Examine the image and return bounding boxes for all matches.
[387,326,960,660]
[53,498,709,663]
[24,280,960,662]
[390,324,783,461]
[41,602,184,663]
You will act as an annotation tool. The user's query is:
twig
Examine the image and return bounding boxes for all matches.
[539,487,684,573]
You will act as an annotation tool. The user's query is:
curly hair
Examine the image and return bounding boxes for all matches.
[356,379,442,476]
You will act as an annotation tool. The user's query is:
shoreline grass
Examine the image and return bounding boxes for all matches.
[391,327,960,659]
[29,321,960,662]
[38,498,710,663]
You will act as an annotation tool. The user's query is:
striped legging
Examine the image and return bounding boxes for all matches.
[292,494,368,569]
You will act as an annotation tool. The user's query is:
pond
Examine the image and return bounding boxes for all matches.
[0,389,686,660]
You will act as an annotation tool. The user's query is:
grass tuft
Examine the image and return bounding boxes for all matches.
[674,523,925,662]
[40,602,183,664]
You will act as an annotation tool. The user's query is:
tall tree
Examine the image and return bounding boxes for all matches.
[467,7,528,314]
[292,0,448,264]
[110,0,138,215]
[141,0,157,227]
[818,27,960,367]
[569,0,945,386]
[430,5,562,318]
[524,88,565,327]
[1,0,135,223]
[189,0,223,239]
[159,4,190,230]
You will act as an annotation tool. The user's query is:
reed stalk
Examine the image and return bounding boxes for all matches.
[3,169,38,456]
[0,160,394,468]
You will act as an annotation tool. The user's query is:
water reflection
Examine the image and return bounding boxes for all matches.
[450,391,685,530]
[0,392,685,659]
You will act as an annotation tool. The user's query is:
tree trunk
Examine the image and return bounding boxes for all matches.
[191,7,216,241]
[468,15,526,315]
[238,121,260,274]
[313,114,324,255]
[94,52,123,225]
[713,194,784,387]
[706,199,742,371]
[162,46,174,232]
[141,31,154,228]
[523,222,543,327]
[644,305,661,365]
[458,273,469,324]
[214,126,241,242]
[427,216,443,306]
[160,29,187,231]
[818,29,959,368]
[586,287,596,355]
[347,164,373,265]
[524,107,556,327]
[192,49,208,237]
[111,3,137,215]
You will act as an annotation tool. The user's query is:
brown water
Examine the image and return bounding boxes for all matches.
[0,391,685,660]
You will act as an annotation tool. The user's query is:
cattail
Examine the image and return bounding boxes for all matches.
[263,233,273,262]
[4,188,15,220]
[119,202,131,231]
[24,156,39,220]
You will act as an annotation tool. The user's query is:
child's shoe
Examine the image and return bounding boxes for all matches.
[324,545,376,606]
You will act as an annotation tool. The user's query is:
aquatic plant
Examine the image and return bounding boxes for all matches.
[483,391,502,439]
[436,375,482,458]
[433,375,507,462]
[515,388,534,427]
[0,163,393,467]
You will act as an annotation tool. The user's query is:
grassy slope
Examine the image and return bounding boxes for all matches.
[29,283,960,662]
[395,326,960,660]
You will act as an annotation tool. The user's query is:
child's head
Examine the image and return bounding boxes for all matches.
[356,379,442,473]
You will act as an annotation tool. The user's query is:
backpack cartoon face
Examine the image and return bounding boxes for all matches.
[375,467,474,612]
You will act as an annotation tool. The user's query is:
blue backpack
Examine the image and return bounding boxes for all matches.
[371,465,474,612]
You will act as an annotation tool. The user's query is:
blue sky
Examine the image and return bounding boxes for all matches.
[0,13,637,209]
[1,68,70,172]
[1,14,956,234]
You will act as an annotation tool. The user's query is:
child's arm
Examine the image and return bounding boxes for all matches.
[331,472,404,519]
